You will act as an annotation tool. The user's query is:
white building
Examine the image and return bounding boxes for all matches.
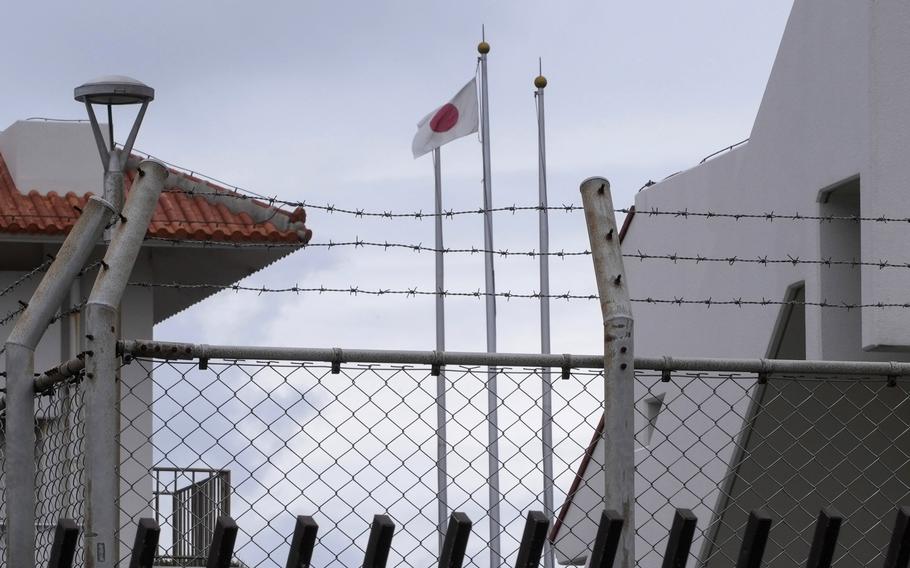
[0,119,312,565]
[552,0,910,565]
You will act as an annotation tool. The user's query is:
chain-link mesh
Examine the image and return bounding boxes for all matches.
[33,375,87,568]
[554,371,910,568]
[110,356,909,568]
[117,358,603,568]
[6,352,908,567]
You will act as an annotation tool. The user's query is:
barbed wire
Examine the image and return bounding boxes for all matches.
[158,188,910,224]
[0,256,55,297]
[144,237,910,269]
[0,259,102,331]
[0,259,107,303]
[0,301,85,329]
[124,280,910,310]
[11,199,910,227]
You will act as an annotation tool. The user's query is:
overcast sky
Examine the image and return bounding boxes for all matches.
[1,1,794,355]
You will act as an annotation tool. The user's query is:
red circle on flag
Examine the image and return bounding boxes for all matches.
[430,104,459,133]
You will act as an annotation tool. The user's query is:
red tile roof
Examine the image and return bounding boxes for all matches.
[0,153,312,244]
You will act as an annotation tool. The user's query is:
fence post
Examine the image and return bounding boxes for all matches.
[84,160,168,568]
[4,196,114,568]
[580,177,635,568]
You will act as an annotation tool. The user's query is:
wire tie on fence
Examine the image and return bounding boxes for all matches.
[561,354,571,380]
[661,369,672,383]
[431,350,444,377]
[199,357,209,371]
[331,348,342,374]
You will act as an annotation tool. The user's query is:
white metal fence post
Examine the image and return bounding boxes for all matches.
[4,196,114,568]
[580,177,635,568]
[84,160,168,568]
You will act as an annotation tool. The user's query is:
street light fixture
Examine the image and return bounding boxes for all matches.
[74,75,155,211]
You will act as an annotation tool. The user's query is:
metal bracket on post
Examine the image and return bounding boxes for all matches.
[580,177,635,568]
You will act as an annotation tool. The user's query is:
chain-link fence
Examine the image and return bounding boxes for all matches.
[28,375,87,568]
[11,347,910,568]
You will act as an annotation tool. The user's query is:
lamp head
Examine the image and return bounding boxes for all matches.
[74,75,154,106]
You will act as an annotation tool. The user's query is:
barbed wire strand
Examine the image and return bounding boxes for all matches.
[0,300,83,329]
[124,281,910,310]
[9,200,910,225]
[161,189,910,224]
[142,236,910,269]
[0,256,55,297]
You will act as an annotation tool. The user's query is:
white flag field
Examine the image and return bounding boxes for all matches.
[412,78,479,158]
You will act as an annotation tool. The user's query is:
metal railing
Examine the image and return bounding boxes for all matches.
[153,467,232,564]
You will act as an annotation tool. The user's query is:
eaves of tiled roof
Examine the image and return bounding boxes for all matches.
[0,153,312,244]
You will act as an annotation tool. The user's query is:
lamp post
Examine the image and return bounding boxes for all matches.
[74,75,154,568]
[74,75,155,215]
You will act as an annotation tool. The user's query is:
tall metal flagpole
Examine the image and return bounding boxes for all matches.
[535,65,555,568]
[433,147,448,554]
[478,35,501,568]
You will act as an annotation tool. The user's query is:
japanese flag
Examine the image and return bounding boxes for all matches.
[412,78,479,158]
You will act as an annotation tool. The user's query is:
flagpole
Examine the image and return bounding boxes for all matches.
[478,36,501,568]
[432,147,448,554]
[535,68,555,568]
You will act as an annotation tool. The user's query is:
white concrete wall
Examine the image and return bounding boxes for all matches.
[625,0,910,361]
[863,0,910,349]
[556,0,910,564]
[0,120,108,197]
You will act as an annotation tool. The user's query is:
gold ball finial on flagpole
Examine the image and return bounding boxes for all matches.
[534,75,548,89]
[478,41,490,54]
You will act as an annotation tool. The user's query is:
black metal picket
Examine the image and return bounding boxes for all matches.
[589,510,624,568]
[68,503,910,568]
[736,509,773,568]
[286,515,319,568]
[46,519,78,568]
[661,509,697,568]
[438,512,472,568]
[805,509,842,568]
[128,518,160,568]
[362,514,395,568]
[206,515,238,568]
[513,511,550,568]
[884,507,910,568]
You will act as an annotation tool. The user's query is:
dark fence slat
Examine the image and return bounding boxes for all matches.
[589,510,624,568]
[439,512,472,568]
[736,510,773,568]
[514,511,550,568]
[805,509,842,568]
[884,506,910,568]
[47,518,79,568]
[286,515,319,568]
[363,514,396,568]
[128,518,161,568]
[206,515,239,568]
[661,509,697,568]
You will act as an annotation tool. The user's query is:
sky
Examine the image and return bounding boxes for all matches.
[0,1,794,356]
